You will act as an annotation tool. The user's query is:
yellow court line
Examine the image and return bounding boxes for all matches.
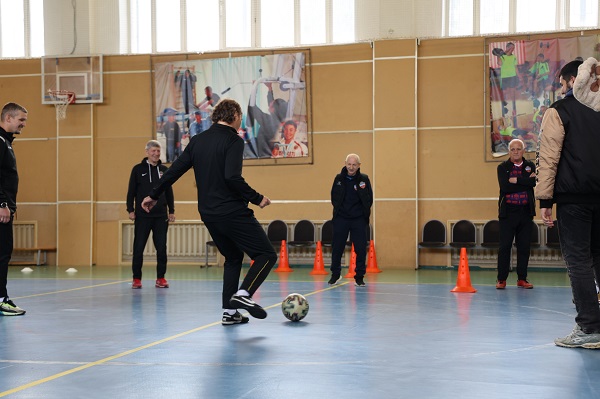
[0,282,346,397]
[14,280,131,299]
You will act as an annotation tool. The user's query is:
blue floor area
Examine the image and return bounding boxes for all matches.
[0,266,599,398]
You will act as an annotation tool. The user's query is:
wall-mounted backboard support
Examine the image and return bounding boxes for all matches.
[41,55,103,104]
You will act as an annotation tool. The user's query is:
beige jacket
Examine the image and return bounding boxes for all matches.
[535,108,565,202]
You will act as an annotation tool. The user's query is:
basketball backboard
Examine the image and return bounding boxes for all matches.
[41,55,103,104]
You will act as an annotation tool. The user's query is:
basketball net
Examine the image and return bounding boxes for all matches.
[48,90,75,120]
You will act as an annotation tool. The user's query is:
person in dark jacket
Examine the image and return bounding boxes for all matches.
[329,153,373,287]
[0,102,28,316]
[496,138,536,290]
[537,59,600,348]
[126,140,175,289]
[141,99,277,325]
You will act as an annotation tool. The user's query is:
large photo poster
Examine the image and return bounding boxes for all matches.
[488,35,599,158]
[154,51,310,164]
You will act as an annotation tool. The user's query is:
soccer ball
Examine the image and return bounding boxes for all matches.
[281,293,309,322]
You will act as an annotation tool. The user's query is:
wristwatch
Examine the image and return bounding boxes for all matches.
[0,202,7,208]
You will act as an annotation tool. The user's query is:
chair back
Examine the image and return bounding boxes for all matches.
[419,219,446,247]
[450,219,476,247]
[267,220,288,244]
[481,219,500,247]
[290,220,316,245]
[320,220,333,246]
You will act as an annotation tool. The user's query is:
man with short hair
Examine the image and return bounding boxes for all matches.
[537,59,600,348]
[126,140,175,289]
[496,138,536,289]
[141,99,277,324]
[328,153,373,287]
[0,102,28,316]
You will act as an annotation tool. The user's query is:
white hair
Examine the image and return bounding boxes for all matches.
[345,153,361,163]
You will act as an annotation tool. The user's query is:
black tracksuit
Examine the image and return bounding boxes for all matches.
[149,122,277,309]
[330,166,373,277]
[0,127,18,298]
[126,158,174,280]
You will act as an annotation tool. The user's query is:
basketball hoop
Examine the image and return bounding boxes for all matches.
[48,90,76,120]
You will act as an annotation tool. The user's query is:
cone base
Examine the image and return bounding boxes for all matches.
[366,268,382,273]
[309,270,328,275]
[451,286,477,293]
[274,268,293,272]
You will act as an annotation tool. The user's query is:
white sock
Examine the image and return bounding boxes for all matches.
[224,309,237,315]
[235,289,250,297]
[0,297,4,302]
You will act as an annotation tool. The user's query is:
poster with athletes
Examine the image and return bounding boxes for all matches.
[153,51,311,165]
[487,35,599,159]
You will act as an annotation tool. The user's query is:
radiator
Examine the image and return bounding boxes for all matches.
[121,221,329,265]
[12,222,36,248]
[121,222,211,263]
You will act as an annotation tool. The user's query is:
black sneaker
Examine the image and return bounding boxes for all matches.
[0,297,26,316]
[222,311,249,325]
[354,276,366,287]
[328,273,341,285]
[229,295,267,319]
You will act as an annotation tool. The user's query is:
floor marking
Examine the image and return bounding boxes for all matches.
[0,282,342,396]
[0,320,222,397]
[12,280,130,299]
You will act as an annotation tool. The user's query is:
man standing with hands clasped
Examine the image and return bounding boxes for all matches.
[496,138,536,289]
[141,99,277,325]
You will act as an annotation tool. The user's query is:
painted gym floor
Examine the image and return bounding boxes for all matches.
[0,265,599,399]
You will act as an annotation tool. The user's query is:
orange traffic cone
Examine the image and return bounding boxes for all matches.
[345,244,357,278]
[366,240,382,273]
[451,247,477,293]
[274,240,293,272]
[310,241,328,275]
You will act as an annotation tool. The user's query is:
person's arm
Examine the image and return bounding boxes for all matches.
[497,163,534,193]
[535,107,565,209]
[165,176,175,222]
[223,137,263,205]
[149,145,193,200]
[126,166,137,214]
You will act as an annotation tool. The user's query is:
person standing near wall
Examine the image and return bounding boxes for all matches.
[537,59,600,349]
[328,153,373,287]
[141,99,277,324]
[496,138,536,289]
[0,103,28,316]
[127,140,175,289]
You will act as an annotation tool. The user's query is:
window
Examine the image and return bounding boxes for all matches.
[261,0,294,48]
[1,0,25,58]
[332,0,355,43]
[225,0,251,48]
[448,0,473,36]
[570,0,598,28]
[156,0,180,52]
[479,0,509,35]
[29,0,45,57]
[300,0,326,45]
[516,0,557,33]
[186,0,220,52]
[130,0,151,54]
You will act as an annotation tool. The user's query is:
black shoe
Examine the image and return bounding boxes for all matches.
[328,273,341,285]
[222,311,249,325]
[354,276,366,287]
[229,295,267,319]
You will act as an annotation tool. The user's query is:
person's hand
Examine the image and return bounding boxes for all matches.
[265,82,272,90]
[0,207,10,224]
[168,213,176,222]
[529,172,536,178]
[129,212,135,221]
[509,177,517,184]
[259,196,271,208]
[141,196,157,213]
[541,208,554,227]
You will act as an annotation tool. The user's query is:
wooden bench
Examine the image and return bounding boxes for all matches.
[11,247,57,266]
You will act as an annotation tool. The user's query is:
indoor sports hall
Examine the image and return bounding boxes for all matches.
[1,1,600,398]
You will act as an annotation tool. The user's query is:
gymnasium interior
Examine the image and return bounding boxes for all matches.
[1,1,600,398]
